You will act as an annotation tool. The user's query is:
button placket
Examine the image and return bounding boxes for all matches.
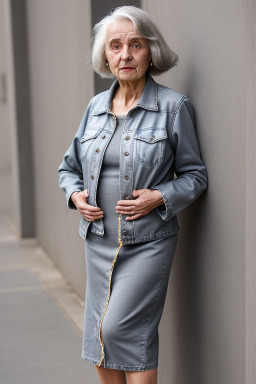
[119,115,136,240]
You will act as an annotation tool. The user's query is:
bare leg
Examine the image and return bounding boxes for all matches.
[126,368,157,384]
[95,365,127,384]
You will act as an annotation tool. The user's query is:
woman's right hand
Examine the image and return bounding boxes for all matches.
[71,190,104,221]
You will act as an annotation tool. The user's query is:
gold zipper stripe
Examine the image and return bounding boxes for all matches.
[97,213,123,367]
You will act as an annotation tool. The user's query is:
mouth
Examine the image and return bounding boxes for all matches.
[120,67,135,71]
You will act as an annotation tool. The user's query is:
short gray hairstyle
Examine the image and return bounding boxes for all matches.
[91,6,179,78]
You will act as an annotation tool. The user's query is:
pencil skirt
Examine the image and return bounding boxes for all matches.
[81,231,178,371]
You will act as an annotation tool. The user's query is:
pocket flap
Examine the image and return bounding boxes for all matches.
[80,129,101,143]
[135,129,167,144]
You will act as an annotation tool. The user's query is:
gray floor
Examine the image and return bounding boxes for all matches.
[0,216,99,384]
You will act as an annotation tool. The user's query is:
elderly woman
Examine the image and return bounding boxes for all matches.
[58,5,207,384]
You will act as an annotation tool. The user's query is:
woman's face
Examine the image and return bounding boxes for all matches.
[105,18,151,83]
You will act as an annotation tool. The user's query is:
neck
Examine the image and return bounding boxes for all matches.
[116,75,146,107]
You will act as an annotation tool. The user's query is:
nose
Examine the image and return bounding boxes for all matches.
[121,45,132,61]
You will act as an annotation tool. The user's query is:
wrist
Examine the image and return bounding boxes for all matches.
[71,191,80,203]
[150,190,164,207]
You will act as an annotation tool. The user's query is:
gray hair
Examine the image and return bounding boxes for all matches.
[91,6,179,78]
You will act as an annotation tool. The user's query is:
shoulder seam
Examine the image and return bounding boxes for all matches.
[170,95,187,133]
[168,96,187,151]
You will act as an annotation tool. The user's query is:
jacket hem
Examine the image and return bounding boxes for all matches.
[79,227,87,240]
[79,225,179,243]
[121,227,179,244]
[81,353,158,371]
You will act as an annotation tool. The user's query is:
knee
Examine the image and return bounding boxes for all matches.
[101,314,122,346]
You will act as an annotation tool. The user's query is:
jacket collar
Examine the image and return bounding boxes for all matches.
[92,73,158,115]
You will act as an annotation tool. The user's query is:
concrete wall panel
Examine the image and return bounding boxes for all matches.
[142,1,246,383]
[246,1,256,382]
[26,0,94,295]
[0,0,17,227]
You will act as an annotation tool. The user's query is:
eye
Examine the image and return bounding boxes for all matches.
[132,43,141,49]
[112,43,121,50]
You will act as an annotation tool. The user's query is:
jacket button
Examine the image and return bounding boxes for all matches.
[101,135,106,139]
[125,136,130,140]
[79,175,83,180]
[124,152,129,156]
[125,175,130,180]
[131,113,135,117]
[149,136,155,141]
[95,148,100,153]
[123,230,127,235]
[125,195,130,199]
[91,175,94,180]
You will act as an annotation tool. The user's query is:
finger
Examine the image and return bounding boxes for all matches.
[84,214,103,221]
[116,200,137,207]
[82,210,103,217]
[79,206,103,214]
[125,213,142,221]
[84,205,103,212]
[115,203,136,210]
[116,207,136,214]
[78,190,88,201]
[79,208,103,216]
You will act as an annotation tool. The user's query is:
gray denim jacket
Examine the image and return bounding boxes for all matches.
[58,74,207,245]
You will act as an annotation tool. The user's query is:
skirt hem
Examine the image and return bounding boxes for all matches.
[81,353,158,371]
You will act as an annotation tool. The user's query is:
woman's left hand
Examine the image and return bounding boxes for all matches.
[115,189,164,221]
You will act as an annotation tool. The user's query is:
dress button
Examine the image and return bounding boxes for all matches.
[125,136,130,140]
[95,148,100,153]
[125,175,130,180]
[123,230,127,235]
[91,175,94,180]
[124,152,129,156]
[101,135,106,139]
[125,195,130,200]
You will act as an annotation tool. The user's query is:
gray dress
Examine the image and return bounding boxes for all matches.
[81,115,178,371]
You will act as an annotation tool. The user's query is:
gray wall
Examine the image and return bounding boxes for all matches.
[10,0,35,237]
[142,0,246,383]
[246,1,256,383]
[25,0,94,294]
[0,0,15,224]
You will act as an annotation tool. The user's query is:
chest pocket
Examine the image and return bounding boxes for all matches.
[135,129,168,167]
[80,128,102,161]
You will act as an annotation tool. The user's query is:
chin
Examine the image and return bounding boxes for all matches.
[118,72,143,81]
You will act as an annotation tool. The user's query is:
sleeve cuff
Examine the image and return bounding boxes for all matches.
[150,186,168,221]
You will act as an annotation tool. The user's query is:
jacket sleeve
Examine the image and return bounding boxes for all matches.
[151,96,208,221]
[58,101,92,210]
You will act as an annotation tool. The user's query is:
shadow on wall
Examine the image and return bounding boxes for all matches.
[172,193,209,382]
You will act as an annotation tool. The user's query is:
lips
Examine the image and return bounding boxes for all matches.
[120,67,135,70]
